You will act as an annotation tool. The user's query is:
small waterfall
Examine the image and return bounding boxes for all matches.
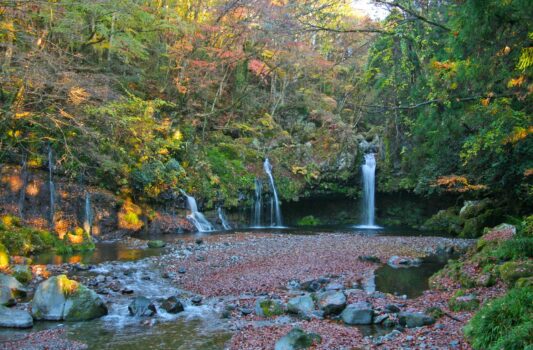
[180,190,214,232]
[356,153,381,229]
[250,178,263,227]
[263,158,283,227]
[217,207,232,230]
[83,192,92,235]
[48,147,56,229]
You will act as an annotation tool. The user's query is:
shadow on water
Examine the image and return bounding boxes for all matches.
[375,255,449,298]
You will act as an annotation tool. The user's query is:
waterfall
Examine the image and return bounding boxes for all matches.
[263,158,283,227]
[217,207,232,230]
[356,153,381,229]
[48,147,55,229]
[83,192,92,235]
[180,190,214,232]
[250,178,262,227]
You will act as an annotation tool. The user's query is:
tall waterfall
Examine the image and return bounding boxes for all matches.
[217,207,232,230]
[83,192,92,235]
[250,178,263,227]
[180,190,214,232]
[48,147,55,229]
[263,158,283,227]
[356,153,381,229]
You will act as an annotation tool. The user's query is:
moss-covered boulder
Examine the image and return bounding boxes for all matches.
[0,273,28,306]
[422,208,462,234]
[449,293,480,311]
[147,240,166,248]
[32,275,107,321]
[498,261,533,286]
[12,265,32,283]
[255,298,285,317]
[274,327,322,350]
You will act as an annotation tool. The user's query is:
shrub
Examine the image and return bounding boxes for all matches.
[464,287,533,350]
[297,215,321,226]
[494,238,533,260]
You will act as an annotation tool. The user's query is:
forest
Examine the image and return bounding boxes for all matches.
[0,0,532,349]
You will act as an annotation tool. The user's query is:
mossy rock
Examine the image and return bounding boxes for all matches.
[515,277,533,288]
[461,209,504,238]
[255,298,285,317]
[147,240,166,248]
[422,208,462,234]
[297,215,321,226]
[274,327,322,350]
[11,265,32,283]
[498,261,533,285]
[449,293,480,311]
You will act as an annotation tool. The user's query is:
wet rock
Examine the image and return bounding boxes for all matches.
[316,291,346,316]
[287,295,315,316]
[196,256,206,262]
[385,304,401,313]
[178,267,187,274]
[0,285,16,306]
[121,288,134,294]
[240,307,253,315]
[191,295,202,305]
[95,275,106,283]
[387,256,422,268]
[32,275,107,321]
[0,273,28,301]
[195,239,203,245]
[341,302,373,325]
[274,327,322,350]
[359,255,381,263]
[0,306,33,328]
[286,279,301,290]
[300,279,322,292]
[398,312,435,328]
[325,282,344,291]
[161,296,184,314]
[147,240,166,248]
[374,314,389,324]
[255,298,285,317]
[128,296,156,317]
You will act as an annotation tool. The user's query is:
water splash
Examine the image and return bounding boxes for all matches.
[84,192,93,235]
[180,190,214,232]
[217,207,231,230]
[263,158,283,227]
[355,153,381,229]
[250,178,262,227]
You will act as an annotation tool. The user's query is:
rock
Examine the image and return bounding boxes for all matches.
[325,282,344,291]
[178,267,187,274]
[359,255,381,263]
[448,294,479,311]
[459,200,481,218]
[0,273,27,299]
[274,327,322,350]
[161,296,184,314]
[121,288,134,294]
[387,256,422,268]
[32,275,107,321]
[95,275,106,283]
[374,314,389,324]
[147,240,166,248]
[0,306,33,328]
[128,296,156,317]
[499,261,533,285]
[191,296,202,305]
[340,302,373,325]
[286,279,301,290]
[316,291,346,316]
[240,307,253,315]
[475,273,495,287]
[515,276,533,288]
[287,295,315,316]
[385,304,401,313]
[0,285,16,306]
[11,265,32,283]
[398,312,435,328]
[300,279,322,292]
[255,298,285,317]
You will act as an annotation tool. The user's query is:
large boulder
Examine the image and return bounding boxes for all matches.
[255,298,285,317]
[128,296,156,317]
[0,273,28,306]
[398,312,435,328]
[341,302,373,325]
[0,306,33,328]
[287,295,315,316]
[161,296,184,314]
[32,275,107,321]
[316,291,346,316]
[274,327,322,350]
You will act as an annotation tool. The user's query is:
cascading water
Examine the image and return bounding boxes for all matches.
[48,147,56,229]
[263,158,283,227]
[355,153,381,229]
[83,192,92,235]
[217,207,232,230]
[180,190,214,232]
[250,178,263,227]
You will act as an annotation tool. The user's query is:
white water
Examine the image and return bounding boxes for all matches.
[263,158,283,227]
[83,192,92,235]
[250,178,263,227]
[217,207,232,230]
[355,153,381,229]
[180,190,214,232]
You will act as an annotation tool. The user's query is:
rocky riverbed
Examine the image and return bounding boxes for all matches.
[1,231,495,350]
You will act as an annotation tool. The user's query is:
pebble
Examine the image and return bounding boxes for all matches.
[178,267,187,274]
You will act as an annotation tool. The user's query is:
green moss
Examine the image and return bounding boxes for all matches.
[422,208,462,234]
[449,293,480,311]
[498,261,533,286]
[464,287,533,350]
[425,306,445,319]
[147,240,166,248]
[297,215,321,226]
[12,265,32,283]
[494,238,533,260]
[515,277,533,288]
[256,299,284,317]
